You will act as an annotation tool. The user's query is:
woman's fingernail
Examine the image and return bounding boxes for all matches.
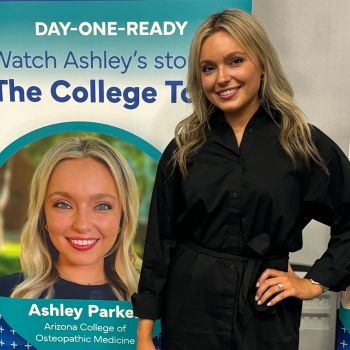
[267,302,271,307]
[257,300,262,305]
[255,295,258,301]
[256,282,260,288]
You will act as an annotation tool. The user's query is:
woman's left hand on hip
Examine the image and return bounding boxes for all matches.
[255,263,323,307]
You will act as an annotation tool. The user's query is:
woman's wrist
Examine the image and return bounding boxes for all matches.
[304,278,328,297]
[307,278,329,294]
[137,319,155,340]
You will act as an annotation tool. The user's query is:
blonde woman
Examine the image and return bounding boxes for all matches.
[132,9,350,350]
[0,136,139,300]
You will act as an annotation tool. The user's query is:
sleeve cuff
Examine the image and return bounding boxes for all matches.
[131,293,162,320]
[305,259,350,292]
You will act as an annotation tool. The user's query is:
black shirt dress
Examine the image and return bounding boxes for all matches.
[132,107,350,350]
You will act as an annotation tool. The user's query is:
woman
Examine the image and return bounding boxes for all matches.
[0,136,139,300]
[132,9,350,350]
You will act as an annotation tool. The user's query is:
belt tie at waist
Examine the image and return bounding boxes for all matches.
[185,233,289,330]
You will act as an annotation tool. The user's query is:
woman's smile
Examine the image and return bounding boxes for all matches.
[66,237,99,251]
[216,86,241,99]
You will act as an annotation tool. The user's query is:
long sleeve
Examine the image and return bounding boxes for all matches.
[304,127,350,291]
[132,140,179,319]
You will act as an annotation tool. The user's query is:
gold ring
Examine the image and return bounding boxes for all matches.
[277,283,284,292]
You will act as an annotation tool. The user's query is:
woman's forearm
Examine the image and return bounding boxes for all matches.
[137,319,156,350]
[137,318,155,339]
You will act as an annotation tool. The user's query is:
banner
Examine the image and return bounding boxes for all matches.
[0,1,252,349]
[336,144,350,350]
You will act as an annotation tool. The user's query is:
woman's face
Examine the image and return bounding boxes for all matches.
[44,157,122,271]
[199,30,262,120]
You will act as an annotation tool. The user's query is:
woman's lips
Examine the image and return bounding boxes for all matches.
[217,87,240,100]
[66,238,99,251]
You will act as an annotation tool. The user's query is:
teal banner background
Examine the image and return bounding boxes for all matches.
[0,297,160,349]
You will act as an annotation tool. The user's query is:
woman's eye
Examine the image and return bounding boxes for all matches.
[95,203,112,210]
[54,201,71,209]
[201,65,214,73]
[230,57,244,65]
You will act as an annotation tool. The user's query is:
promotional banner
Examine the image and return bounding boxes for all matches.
[0,1,252,349]
[337,289,350,349]
[336,147,350,350]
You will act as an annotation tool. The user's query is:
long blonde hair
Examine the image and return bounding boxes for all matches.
[175,9,327,174]
[11,136,139,300]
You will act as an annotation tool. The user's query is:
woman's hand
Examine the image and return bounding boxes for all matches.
[255,263,323,307]
[137,319,156,350]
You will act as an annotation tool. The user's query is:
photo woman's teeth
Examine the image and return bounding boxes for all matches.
[67,238,99,250]
[70,239,97,246]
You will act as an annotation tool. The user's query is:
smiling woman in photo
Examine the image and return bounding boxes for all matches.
[0,136,139,300]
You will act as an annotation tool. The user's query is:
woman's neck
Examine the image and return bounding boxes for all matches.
[56,262,107,285]
[224,102,260,132]
[224,103,260,147]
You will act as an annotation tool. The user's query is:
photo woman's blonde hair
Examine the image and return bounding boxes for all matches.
[11,136,139,300]
[175,9,327,174]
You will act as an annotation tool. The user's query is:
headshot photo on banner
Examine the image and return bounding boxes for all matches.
[1,1,350,350]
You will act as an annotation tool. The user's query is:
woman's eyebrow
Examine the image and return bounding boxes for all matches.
[47,191,117,201]
[199,51,246,65]
[90,193,118,201]
[225,51,246,56]
[47,191,72,199]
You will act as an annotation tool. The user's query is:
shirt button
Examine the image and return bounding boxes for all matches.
[230,264,235,270]
[230,191,239,198]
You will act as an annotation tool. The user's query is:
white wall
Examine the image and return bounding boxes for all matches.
[253,0,350,266]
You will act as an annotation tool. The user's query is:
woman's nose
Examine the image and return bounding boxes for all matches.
[217,66,231,85]
[72,208,92,234]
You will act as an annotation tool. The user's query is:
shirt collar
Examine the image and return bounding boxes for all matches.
[209,105,273,134]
